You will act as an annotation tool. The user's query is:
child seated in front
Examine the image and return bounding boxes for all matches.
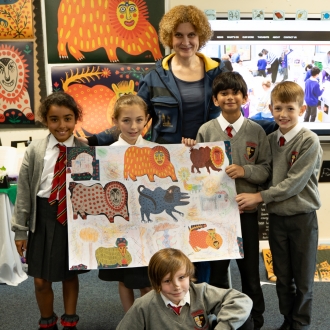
[116,248,253,330]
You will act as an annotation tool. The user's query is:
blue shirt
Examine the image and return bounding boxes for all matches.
[257,59,267,70]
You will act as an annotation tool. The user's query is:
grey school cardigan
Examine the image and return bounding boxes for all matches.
[261,127,322,216]
[11,135,87,241]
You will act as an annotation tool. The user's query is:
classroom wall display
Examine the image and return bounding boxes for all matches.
[66,142,243,270]
[0,41,35,127]
[44,0,165,64]
[51,63,153,137]
[0,0,34,39]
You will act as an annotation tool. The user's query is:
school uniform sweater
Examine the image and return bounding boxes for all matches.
[116,282,252,330]
[196,118,271,195]
[261,128,322,216]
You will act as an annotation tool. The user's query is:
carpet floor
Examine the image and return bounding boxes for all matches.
[1,254,329,329]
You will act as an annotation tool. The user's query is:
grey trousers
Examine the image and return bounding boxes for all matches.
[269,211,318,330]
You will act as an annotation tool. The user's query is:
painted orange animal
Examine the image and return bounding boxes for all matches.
[124,146,178,182]
[57,0,162,62]
[189,224,223,252]
[61,66,136,137]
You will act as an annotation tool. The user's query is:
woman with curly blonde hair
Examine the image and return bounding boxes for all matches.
[158,5,212,50]
[88,5,226,147]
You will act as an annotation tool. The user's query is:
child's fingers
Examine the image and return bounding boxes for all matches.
[15,240,27,256]
[182,137,196,147]
[225,165,234,174]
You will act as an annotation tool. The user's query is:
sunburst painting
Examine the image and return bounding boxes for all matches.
[44,0,165,63]
[0,41,34,126]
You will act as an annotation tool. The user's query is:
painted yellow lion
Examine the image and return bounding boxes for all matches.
[57,0,162,62]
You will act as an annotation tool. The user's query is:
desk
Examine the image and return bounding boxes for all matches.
[0,185,28,285]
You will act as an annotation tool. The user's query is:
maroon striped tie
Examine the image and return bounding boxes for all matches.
[48,144,67,225]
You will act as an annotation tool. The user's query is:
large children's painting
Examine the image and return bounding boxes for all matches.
[66,142,243,270]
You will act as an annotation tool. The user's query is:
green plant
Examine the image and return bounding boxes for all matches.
[0,166,7,182]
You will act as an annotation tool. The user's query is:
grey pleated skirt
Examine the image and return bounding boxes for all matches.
[26,197,88,282]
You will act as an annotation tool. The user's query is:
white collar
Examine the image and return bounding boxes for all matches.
[117,134,144,145]
[160,290,190,308]
[48,134,75,149]
[217,113,244,133]
[277,123,303,143]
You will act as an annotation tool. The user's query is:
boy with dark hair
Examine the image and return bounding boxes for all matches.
[195,71,271,330]
[304,66,325,122]
[116,248,253,330]
[236,81,322,330]
[257,52,267,77]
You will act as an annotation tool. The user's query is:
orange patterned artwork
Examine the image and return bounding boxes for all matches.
[0,0,34,39]
[0,42,35,126]
[51,63,152,137]
[56,0,162,62]
[123,146,178,182]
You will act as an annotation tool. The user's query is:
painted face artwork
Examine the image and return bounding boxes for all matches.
[0,58,18,93]
[56,0,162,62]
[0,44,34,123]
[117,1,139,30]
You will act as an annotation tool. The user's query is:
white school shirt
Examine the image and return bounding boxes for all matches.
[37,134,75,198]
[112,134,157,146]
[276,123,303,145]
[160,291,191,309]
[217,112,244,137]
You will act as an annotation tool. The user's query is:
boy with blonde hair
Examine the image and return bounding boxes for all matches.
[236,81,322,330]
[116,248,253,330]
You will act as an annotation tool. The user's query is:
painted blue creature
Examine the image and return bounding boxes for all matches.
[0,0,19,4]
[0,1,20,28]
[0,17,8,27]
[138,185,190,223]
